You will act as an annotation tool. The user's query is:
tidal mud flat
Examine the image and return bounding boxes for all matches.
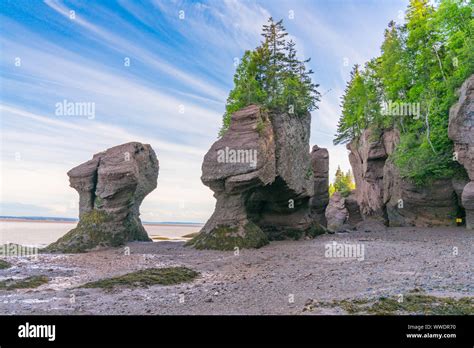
[0,227,472,315]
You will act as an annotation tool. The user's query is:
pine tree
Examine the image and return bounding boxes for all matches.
[281,39,301,113]
[334,65,367,144]
[220,17,320,136]
[219,50,267,136]
[333,166,344,192]
[331,166,355,197]
[261,17,288,106]
[333,0,474,185]
[281,39,321,115]
[300,59,320,113]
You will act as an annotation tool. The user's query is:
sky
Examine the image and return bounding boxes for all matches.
[0,0,408,222]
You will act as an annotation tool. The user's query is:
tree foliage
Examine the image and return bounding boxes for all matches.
[220,18,321,136]
[329,166,356,197]
[334,0,473,185]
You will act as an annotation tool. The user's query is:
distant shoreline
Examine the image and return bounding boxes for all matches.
[0,218,77,224]
[0,218,203,227]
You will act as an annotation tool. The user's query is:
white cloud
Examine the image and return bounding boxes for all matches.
[1,105,214,221]
[44,0,227,101]
[1,0,407,221]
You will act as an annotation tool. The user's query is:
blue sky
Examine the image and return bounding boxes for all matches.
[0,0,407,222]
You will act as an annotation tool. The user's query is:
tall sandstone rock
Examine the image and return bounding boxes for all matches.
[46,142,159,252]
[188,105,324,250]
[347,128,459,227]
[448,74,474,229]
[309,145,329,226]
[347,128,398,221]
[325,192,348,232]
[383,160,458,227]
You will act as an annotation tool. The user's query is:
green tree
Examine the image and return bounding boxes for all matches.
[331,166,355,197]
[261,17,288,106]
[220,17,321,136]
[333,0,473,185]
[379,21,411,104]
[392,0,473,184]
[334,65,368,144]
[219,49,267,136]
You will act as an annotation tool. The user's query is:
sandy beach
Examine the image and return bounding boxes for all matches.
[0,226,472,315]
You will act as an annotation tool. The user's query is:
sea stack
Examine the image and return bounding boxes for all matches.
[188,104,324,250]
[309,145,329,226]
[46,142,159,253]
[448,74,474,229]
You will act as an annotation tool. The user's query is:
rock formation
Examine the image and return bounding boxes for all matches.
[348,127,460,227]
[448,74,474,229]
[324,191,362,232]
[309,145,329,226]
[46,142,159,252]
[383,160,458,227]
[345,191,363,226]
[347,128,398,221]
[188,105,323,250]
[461,183,474,229]
[325,192,348,232]
[452,177,469,210]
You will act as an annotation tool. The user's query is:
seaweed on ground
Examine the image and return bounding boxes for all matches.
[79,267,199,290]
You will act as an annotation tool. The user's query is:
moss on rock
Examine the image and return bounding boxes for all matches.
[264,223,326,241]
[123,214,151,242]
[43,210,112,253]
[182,232,200,239]
[79,267,199,290]
[0,275,49,290]
[186,222,268,250]
[305,224,327,238]
[44,209,153,253]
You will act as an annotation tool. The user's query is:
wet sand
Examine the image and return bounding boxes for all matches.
[0,227,472,315]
